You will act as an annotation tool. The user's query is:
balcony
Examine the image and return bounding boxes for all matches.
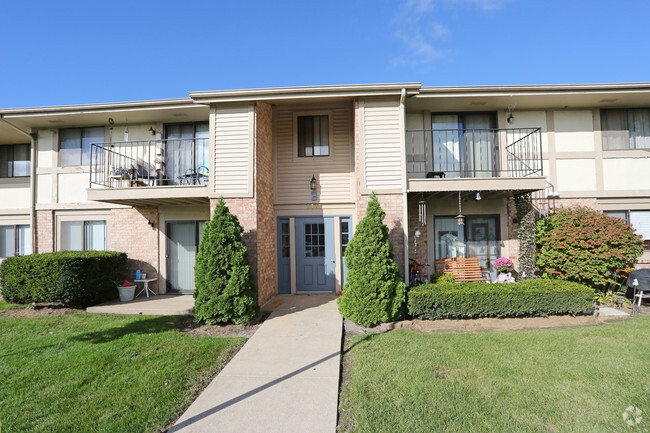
[87,138,210,206]
[406,128,546,194]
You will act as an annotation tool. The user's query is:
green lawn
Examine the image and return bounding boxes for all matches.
[0,308,244,433]
[339,317,650,433]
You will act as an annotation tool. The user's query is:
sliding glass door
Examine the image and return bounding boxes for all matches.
[166,221,206,292]
[434,215,500,279]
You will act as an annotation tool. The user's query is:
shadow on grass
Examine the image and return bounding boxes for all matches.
[69,315,180,344]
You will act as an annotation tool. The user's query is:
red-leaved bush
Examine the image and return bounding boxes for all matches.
[535,206,643,289]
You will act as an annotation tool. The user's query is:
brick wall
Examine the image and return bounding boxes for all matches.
[107,207,159,292]
[354,99,406,278]
[35,210,54,253]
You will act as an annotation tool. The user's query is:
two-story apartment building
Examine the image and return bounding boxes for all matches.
[1,82,649,305]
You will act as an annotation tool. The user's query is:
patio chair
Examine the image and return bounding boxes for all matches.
[181,166,209,185]
[130,158,157,186]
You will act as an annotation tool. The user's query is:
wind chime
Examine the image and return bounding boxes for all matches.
[414,198,426,253]
[456,191,465,226]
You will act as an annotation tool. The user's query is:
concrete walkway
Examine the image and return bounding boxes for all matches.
[170,294,342,433]
[86,294,194,316]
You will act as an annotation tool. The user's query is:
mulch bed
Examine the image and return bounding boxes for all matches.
[0,303,84,318]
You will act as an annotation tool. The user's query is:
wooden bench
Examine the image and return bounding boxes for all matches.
[434,257,490,282]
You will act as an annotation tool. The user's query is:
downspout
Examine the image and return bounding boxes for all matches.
[399,88,409,284]
[0,117,37,254]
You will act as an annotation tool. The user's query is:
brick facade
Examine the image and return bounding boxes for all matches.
[35,210,54,253]
[107,207,159,292]
[211,101,276,306]
[354,99,406,278]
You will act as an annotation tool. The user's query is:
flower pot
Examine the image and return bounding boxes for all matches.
[118,285,135,302]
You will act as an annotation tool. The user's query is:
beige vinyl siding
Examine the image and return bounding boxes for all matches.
[362,98,404,191]
[213,103,254,197]
[274,103,354,204]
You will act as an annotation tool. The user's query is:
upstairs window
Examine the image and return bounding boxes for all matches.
[298,115,329,157]
[601,108,650,150]
[59,127,105,166]
[0,144,30,178]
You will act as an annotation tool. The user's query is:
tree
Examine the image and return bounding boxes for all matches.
[193,198,259,324]
[535,206,643,290]
[337,194,406,327]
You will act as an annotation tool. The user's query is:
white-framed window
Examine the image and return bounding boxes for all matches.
[0,225,31,257]
[601,108,650,150]
[605,210,650,250]
[297,115,330,157]
[60,220,106,251]
[59,126,105,166]
[0,144,30,178]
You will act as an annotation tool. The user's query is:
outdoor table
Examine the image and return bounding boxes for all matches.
[134,278,157,298]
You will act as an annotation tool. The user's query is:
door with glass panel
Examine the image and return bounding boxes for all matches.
[277,218,291,294]
[164,123,209,185]
[166,221,206,293]
[295,217,335,292]
[434,215,500,279]
[432,113,497,178]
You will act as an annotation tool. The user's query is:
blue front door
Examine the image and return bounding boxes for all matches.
[296,217,336,292]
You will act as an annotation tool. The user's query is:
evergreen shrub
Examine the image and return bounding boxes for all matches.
[0,251,126,307]
[194,198,259,324]
[408,279,594,320]
[337,194,406,327]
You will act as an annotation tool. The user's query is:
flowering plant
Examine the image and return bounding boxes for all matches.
[494,257,514,273]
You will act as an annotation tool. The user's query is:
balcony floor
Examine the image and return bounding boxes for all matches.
[87,184,209,206]
[408,176,547,197]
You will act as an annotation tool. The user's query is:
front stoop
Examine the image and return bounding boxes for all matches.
[86,294,194,316]
[170,294,342,433]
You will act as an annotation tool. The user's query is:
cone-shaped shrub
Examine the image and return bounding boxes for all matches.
[194,198,259,324]
[337,194,406,327]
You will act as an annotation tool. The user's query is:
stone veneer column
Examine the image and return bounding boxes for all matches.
[107,207,159,291]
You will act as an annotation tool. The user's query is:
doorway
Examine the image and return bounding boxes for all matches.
[166,220,206,293]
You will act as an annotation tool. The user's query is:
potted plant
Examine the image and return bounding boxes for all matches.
[494,257,514,283]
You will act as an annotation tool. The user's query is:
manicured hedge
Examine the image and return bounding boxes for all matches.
[408,279,595,320]
[0,251,127,308]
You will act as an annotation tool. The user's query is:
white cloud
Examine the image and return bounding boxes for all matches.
[391,0,508,68]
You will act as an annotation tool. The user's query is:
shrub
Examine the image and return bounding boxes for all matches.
[536,206,643,289]
[431,273,455,284]
[408,279,595,320]
[0,251,127,308]
[193,198,259,324]
[337,194,406,327]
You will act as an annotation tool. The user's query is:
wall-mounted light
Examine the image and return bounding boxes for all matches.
[148,220,155,229]
[475,192,482,201]
[148,126,156,135]
[310,174,317,191]
[507,113,515,124]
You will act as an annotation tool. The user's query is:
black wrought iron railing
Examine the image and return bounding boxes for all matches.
[406,128,543,178]
[89,138,209,188]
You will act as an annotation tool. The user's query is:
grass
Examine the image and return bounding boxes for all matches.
[339,317,650,433]
[0,299,25,311]
[0,308,245,433]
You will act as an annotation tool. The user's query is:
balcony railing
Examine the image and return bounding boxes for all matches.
[406,128,543,178]
[90,138,209,188]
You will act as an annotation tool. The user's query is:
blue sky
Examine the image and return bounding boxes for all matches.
[2,0,649,107]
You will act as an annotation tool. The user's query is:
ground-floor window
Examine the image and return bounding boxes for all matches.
[434,215,500,278]
[60,220,106,251]
[0,224,31,257]
[605,210,650,250]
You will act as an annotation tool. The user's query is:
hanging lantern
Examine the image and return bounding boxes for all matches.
[457,192,465,225]
[418,200,426,226]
